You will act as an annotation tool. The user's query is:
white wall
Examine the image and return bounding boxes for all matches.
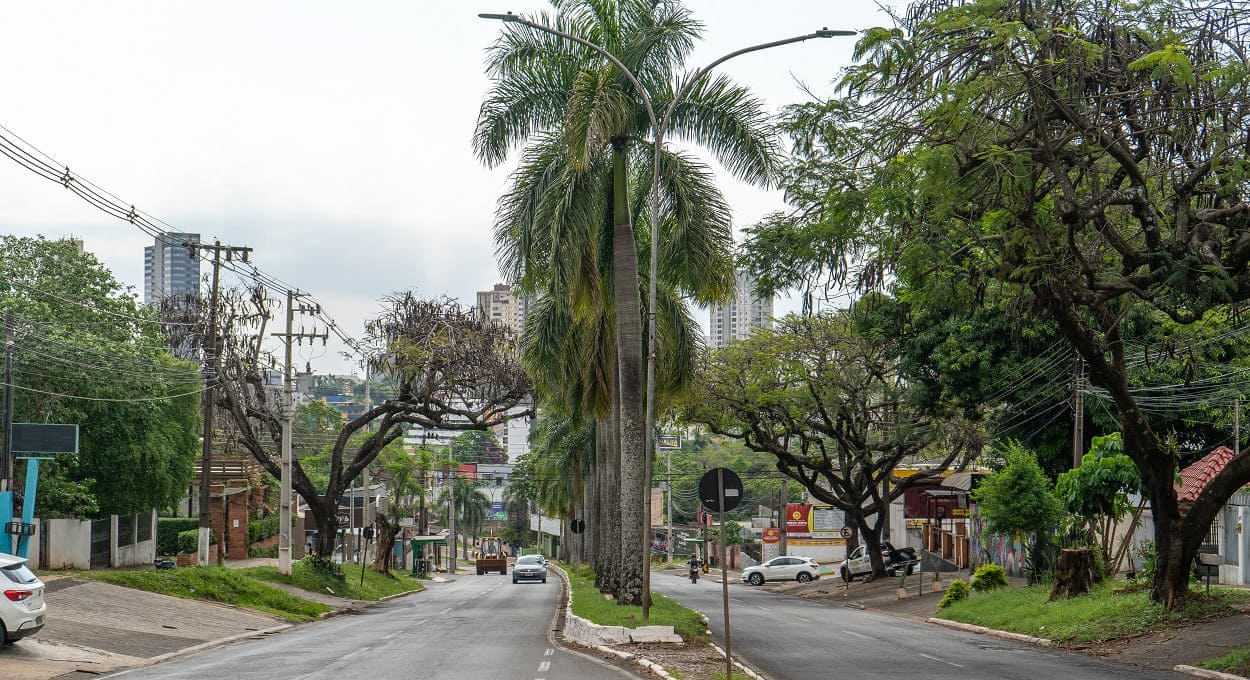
[42,518,91,570]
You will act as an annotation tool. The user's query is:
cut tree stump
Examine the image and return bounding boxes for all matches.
[1050,547,1094,600]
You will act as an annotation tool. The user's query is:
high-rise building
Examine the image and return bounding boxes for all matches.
[144,233,201,305]
[476,283,527,336]
[709,271,774,348]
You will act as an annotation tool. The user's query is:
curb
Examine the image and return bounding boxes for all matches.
[926,617,1053,647]
[144,623,292,665]
[1174,665,1250,680]
[378,588,422,602]
[550,564,679,680]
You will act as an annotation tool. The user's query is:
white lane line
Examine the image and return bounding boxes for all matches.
[918,652,964,668]
[796,617,811,623]
[757,605,770,611]
[439,607,452,614]
[843,630,870,640]
[342,647,371,661]
[383,632,397,640]
[545,648,554,656]
[538,661,551,672]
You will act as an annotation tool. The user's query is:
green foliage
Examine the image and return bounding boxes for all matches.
[563,562,708,642]
[157,518,199,556]
[940,579,971,608]
[1055,434,1142,521]
[1137,540,1158,582]
[247,514,283,544]
[175,528,214,554]
[243,561,423,601]
[1,236,200,517]
[450,430,503,464]
[248,544,279,558]
[81,566,330,622]
[971,564,1008,592]
[973,441,1062,539]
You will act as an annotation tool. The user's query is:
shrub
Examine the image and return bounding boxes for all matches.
[939,579,971,608]
[175,528,215,554]
[248,544,279,558]
[248,514,282,544]
[157,518,200,556]
[971,564,1008,592]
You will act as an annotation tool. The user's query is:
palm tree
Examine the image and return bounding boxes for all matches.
[475,0,778,605]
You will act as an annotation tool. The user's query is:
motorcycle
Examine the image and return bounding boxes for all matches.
[689,563,700,583]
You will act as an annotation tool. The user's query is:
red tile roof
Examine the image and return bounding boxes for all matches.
[1176,446,1237,504]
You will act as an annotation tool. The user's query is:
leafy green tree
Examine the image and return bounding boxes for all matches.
[437,474,492,560]
[1056,433,1145,575]
[739,0,1250,607]
[0,236,199,517]
[973,442,1063,545]
[476,0,779,605]
[450,430,504,464]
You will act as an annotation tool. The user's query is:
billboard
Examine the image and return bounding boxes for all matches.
[785,504,844,538]
[786,504,811,537]
[489,501,506,521]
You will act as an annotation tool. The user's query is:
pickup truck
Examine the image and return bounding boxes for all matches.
[839,542,918,582]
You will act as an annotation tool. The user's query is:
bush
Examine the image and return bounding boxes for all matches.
[175,528,215,555]
[157,518,200,556]
[248,514,282,544]
[971,564,1008,592]
[940,579,971,608]
[248,544,279,558]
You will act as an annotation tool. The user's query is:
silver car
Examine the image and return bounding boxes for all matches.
[741,556,821,586]
[512,554,547,584]
[0,553,45,643]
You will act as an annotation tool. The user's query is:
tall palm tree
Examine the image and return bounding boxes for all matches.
[475,0,778,605]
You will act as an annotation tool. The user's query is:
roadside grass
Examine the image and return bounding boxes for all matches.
[936,581,1250,643]
[76,566,330,622]
[562,563,708,643]
[1199,645,1250,676]
[242,561,424,601]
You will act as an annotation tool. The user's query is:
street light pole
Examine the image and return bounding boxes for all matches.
[480,10,854,618]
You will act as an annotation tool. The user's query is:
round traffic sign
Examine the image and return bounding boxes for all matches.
[698,468,744,513]
[570,518,586,535]
[839,526,853,539]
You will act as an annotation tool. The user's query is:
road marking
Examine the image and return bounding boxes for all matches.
[843,630,870,640]
[440,607,452,614]
[797,617,811,623]
[383,632,398,640]
[538,661,551,671]
[545,648,554,656]
[342,647,371,661]
[756,605,770,611]
[918,652,964,668]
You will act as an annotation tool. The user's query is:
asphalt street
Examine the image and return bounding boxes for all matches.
[653,571,1188,680]
[104,573,638,680]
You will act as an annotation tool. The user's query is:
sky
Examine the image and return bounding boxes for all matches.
[0,1,897,375]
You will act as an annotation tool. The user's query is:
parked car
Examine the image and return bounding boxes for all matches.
[839,542,918,583]
[741,556,821,585]
[512,554,548,584]
[0,553,45,643]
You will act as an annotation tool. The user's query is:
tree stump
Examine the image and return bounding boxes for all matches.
[1050,547,1094,600]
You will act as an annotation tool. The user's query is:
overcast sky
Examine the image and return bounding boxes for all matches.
[1,1,895,375]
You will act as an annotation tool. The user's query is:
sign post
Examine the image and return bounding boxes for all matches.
[4,423,79,558]
[699,467,742,680]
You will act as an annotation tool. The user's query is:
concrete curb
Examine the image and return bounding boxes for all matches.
[1174,665,1250,680]
[926,617,1053,647]
[550,565,679,680]
[144,624,292,665]
[377,588,422,602]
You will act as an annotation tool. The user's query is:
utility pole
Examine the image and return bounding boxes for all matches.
[192,240,251,567]
[1237,398,1242,457]
[665,449,673,567]
[1072,354,1085,468]
[448,467,456,572]
[778,479,787,556]
[272,290,323,575]
[2,310,14,491]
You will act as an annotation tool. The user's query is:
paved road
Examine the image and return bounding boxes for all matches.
[106,573,637,680]
[653,571,1186,680]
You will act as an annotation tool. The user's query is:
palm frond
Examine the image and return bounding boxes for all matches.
[664,72,783,185]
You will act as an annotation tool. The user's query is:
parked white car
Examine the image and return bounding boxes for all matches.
[0,553,45,643]
[741,556,821,585]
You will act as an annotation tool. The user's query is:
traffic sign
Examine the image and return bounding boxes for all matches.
[658,434,681,450]
[570,518,586,534]
[698,468,743,513]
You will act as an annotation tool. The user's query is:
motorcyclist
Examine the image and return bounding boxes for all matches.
[687,554,701,583]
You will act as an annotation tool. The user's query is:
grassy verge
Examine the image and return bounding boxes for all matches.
[1200,646,1250,676]
[936,581,1250,643]
[242,561,424,601]
[561,563,707,643]
[77,566,330,622]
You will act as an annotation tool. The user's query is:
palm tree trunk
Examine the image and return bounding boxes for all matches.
[610,142,647,606]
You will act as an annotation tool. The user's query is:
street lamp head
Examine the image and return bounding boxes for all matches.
[815,28,857,38]
[479,12,520,22]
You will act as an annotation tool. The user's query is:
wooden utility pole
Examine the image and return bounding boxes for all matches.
[191,240,251,566]
[272,290,323,575]
[1072,354,1085,468]
[1,311,14,491]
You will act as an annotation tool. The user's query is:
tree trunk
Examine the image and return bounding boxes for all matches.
[859,518,888,578]
[1050,547,1094,600]
[601,392,623,595]
[610,142,647,607]
[373,512,395,575]
[583,449,597,568]
[310,499,339,558]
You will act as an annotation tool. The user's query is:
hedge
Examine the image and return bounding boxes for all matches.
[248,514,283,544]
[157,518,200,556]
[175,529,215,555]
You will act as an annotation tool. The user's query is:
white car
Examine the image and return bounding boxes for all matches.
[741,556,821,585]
[512,554,547,584]
[0,553,45,643]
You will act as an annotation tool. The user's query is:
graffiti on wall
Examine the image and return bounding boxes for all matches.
[969,513,1030,578]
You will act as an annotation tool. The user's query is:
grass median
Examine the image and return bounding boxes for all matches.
[561,563,708,642]
[78,566,330,622]
[242,561,424,601]
[936,581,1250,643]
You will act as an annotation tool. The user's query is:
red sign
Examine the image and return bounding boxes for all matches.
[786,504,811,537]
[762,528,780,544]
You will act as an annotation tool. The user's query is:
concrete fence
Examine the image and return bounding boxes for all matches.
[35,510,157,570]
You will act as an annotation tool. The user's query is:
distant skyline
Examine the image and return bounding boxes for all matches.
[0,1,896,374]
